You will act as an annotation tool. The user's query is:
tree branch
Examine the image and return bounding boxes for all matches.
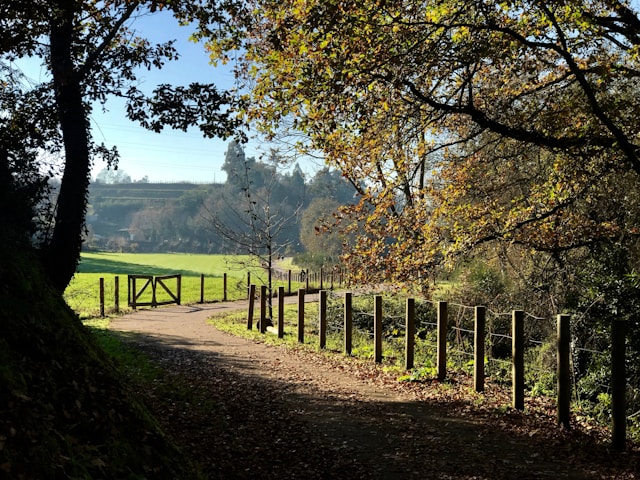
[79,1,140,80]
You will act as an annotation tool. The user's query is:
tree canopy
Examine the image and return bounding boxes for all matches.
[205,0,640,287]
[2,0,243,291]
[0,2,249,475]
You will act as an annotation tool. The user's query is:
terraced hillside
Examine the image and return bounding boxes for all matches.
[86,182,221,252]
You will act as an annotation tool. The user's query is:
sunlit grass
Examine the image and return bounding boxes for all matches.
[210,301,414,368]
[209,292,480,381]
[274,256,297,271]
[82,317,161,383]
[65,252,275,317]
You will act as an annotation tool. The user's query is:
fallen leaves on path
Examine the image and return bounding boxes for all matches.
[124,334,639,479]
[134,344,373,479]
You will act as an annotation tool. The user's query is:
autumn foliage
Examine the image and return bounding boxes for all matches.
[195,0,640,436]
[201,0,640,289]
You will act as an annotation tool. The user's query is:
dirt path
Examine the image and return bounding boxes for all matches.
[110,302,638,479]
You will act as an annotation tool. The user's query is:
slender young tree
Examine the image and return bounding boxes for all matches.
[203,146,303,318]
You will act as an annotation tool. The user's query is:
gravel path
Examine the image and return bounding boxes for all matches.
[109,302,638,479]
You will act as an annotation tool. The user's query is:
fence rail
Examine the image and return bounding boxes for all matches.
[271,266,345,292]
[127,274,181,309]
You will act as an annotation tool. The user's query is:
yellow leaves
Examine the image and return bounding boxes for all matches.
[290,0,311,19]
[424,2,451,24]
[451,26,471,43]
[206,0,640,284]
[318,32,333,51]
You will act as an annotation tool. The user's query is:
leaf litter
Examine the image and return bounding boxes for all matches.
[121,332,638,479]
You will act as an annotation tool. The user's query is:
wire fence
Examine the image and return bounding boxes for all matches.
[246,287,630,448]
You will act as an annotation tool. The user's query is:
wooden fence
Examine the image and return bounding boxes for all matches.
[126,274,182,309]
[97,268,344,316]
[246,287,629,451]
[100,274,189,315]
[271,266,345,292]
[92,273,629,450]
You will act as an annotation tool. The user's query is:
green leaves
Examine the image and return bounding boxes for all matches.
[126,82,244,139]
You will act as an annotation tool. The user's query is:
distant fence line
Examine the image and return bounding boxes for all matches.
[271,266,345,292]
[97,267,345,314]
[245,287,629,451]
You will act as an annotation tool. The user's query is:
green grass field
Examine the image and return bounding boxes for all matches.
[65,252,287,318]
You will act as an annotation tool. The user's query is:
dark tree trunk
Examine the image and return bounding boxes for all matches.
[44,2,91,292]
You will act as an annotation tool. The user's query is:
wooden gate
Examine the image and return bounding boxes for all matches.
[128,274,181,309]
[154,274,181,306]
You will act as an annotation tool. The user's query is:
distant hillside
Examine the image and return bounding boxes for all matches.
[84,167,356,256]
[87,182,222,251]
[90,181,214,201]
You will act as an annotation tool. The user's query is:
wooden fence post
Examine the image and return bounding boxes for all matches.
[99,277,105,318]
[319,290,327,349]
[223,273,227,302]
[151,276,158,308]
[437,301,448,381]
[114,276,119,313]
[405,298,415,370]
[278,286,284,338]
[200,274,205,303]
[612,318,627,451]
[247,284,256,330]
[344,292,353,356]
[557,314,571,429]
[260,285,267,334]
[247,272,251,298]
[128,275,133,309]
[512,310,525,410]
[320,267,324,290]
[474,306,486,393]
[176,275,181,305]
[288,269,292,295]
[297,288,305,343]
[374,295,383,363]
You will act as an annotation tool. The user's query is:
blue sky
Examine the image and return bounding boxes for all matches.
[90,9,244,183]
[18,8,313,184]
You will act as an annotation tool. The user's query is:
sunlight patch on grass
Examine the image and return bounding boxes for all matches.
[65,252,268,318]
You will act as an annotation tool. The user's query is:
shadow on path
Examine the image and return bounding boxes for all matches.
[109,304,638,479]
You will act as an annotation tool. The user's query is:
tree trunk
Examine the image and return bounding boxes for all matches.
[44,2,91,292]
